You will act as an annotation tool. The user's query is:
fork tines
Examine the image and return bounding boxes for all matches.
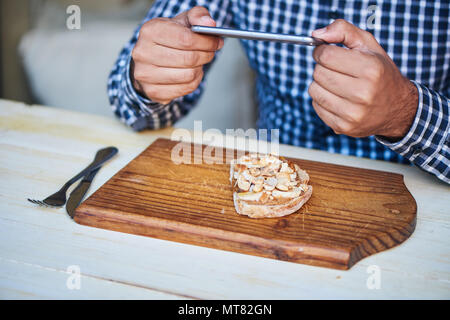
[27,199,58,208]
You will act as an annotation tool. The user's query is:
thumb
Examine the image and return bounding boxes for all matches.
[173,6,216,28]
[312,19,382,53]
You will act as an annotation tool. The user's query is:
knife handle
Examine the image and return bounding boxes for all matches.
[82,167,101,182]
[62,147,118,190]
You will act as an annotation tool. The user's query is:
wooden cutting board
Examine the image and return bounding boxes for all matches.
[74,138,417,270]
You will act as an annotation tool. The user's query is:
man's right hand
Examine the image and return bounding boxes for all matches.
[131,6,223,104]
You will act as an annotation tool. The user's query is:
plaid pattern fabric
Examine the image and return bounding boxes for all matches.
[108,0,450,183]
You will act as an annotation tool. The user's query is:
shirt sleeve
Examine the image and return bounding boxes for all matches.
[107,0,233,131]
[376,81,450,184]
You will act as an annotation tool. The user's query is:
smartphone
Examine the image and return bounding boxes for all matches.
[191,25,325,46]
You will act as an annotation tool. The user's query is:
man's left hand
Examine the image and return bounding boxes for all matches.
[309,19,418,139]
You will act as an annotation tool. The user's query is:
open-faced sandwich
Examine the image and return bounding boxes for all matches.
[230,153,312,218]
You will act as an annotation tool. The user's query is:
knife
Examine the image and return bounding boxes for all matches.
[66,167,101,219]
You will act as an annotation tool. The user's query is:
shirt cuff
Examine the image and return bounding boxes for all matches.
[123,54,171,114]
[375,81,450,167]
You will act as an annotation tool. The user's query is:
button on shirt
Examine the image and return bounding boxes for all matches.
[107,0,450,184]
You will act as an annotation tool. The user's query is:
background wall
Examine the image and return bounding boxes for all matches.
[0,0,257,131]
[0,0,32,103]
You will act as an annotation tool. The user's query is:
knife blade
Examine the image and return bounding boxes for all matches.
[66,167,101,218]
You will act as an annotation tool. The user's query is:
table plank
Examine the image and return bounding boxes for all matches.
[0,99,449,299]
[0,257,186,300]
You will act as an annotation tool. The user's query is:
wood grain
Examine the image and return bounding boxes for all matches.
[74,138,417,270]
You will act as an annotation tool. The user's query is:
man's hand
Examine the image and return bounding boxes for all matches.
[131,6,223,104]
[309,19,418,139]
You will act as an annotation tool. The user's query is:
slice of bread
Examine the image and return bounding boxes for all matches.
[230,153,312,218]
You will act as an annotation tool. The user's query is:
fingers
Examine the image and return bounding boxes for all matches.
[135,43,215,68]
[169,6,222,51]
[173,6,215,28]
[139,76,203,104]
[308,80,364,124]
[308,81,343,117]
[311,101,343,134]
[134,64,204,85]
[312,19,381,52]
[313,64,370,103]
[186,6,216,27]
[313,44,377,77]
[142,18,222,52]
[312,99,364,137]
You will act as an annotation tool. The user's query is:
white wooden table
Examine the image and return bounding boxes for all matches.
[1,99,449,299]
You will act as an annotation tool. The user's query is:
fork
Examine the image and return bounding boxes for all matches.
[27,146,118,207]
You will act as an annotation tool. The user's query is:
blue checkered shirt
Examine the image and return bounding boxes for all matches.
[108,0,450,184]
